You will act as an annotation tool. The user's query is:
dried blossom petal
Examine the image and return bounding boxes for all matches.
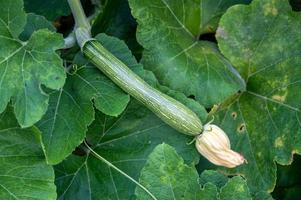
[195,124,245,168]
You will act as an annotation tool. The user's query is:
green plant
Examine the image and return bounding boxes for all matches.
[0,0,300,199]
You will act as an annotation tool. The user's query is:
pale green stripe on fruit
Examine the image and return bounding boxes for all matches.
[83,40,203,136]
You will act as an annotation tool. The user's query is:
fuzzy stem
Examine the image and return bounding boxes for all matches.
[67,0,90,29]
[84,141,158,200]
[67,0,92,48]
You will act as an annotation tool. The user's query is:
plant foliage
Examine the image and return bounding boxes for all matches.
[0,0,300,199]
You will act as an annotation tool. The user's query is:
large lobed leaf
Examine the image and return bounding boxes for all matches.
[128,0,248,107]
[0,0,65,127]
[136,144,254,200]
[55,101,200,200]
[0,108,56,200]
[215,0,301,193]
[38,34,132,165]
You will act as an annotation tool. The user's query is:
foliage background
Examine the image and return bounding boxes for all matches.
[1,0,301,199]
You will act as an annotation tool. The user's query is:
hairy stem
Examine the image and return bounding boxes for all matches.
[67,0,90,29]
[67,0,92,48]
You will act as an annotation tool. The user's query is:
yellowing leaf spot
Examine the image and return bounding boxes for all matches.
[263,1,278,16]
[274,137,284,148]
[272,90,288,102]
[272,95,286,102]
[236,184,245,192]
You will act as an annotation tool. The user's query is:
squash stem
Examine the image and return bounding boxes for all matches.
[67,0,90,30]
[67,0,92,48]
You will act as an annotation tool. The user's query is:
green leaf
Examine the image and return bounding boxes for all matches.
[219,176,252,200]
[198,0,252,34]
[38,34,133,165]
[199,170,229,188]
[74,66,130,116]
[135,144,253,200]
[202,170,272,200]
[135,143,201,199]
[0,108,56,200]
[74,33,134,117]
[128,0,246,107]
[20,13,55,41]
[55,101,199,199]
[158,85,208,122]
[135,143,205,200]
[77,33,207,120]
[24,0,70,20]
[92,0,135,39]
[215,0,301,193]
[37,74,95,165]
[91,0,142,57]
[39,31,205,166]
[0,0,65,127]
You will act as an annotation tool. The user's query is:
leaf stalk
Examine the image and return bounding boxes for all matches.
[67,0,92,48]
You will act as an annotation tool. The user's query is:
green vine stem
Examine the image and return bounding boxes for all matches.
[67,0,92,48]
[67,0,90,30]
[84,141,158,200]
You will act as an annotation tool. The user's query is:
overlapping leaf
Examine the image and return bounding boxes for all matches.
[20,13,55,41]
[24,0,70,20]
[0,0,65,127]
[91,0,142,56]
[0,108,56,200]
[215,0,301,193]
[135,143,202,199]
[128,0,247,107]
[40,32,207,165]
[198,0,252,34]
[136,144,253,200]
[55,101,200,200]
[52,9,208,199]
[38,34,131,165]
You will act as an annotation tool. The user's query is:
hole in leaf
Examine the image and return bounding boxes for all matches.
[237,123,246,133]
[231,112,237,120]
